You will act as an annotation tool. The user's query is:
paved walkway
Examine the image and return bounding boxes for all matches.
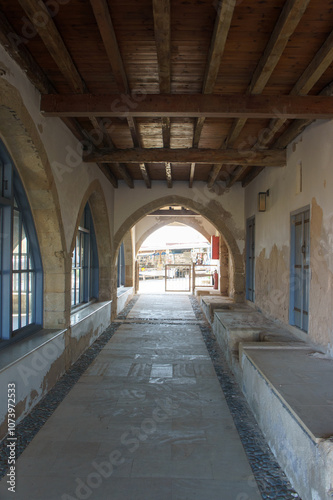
[0,294,262,500]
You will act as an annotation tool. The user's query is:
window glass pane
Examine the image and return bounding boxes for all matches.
[29,272,34,323]
[21,225,28,269]
[13,210,20,271]
[75,269,80,304]
[12,273,19,331]
[76,235,80,267]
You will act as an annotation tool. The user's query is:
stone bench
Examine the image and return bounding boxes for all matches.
[213,308,300,380]
[240,344,333,500]
[200,296,247,325]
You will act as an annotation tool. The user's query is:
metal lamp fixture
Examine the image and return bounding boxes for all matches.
[258,189,270,212]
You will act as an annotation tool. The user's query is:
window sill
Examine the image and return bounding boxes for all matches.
[0,328,66,373]
[70,300,112,327]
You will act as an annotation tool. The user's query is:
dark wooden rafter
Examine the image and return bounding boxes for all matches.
[0,10,53,94]
[40,94,333,120]
[116,163,134,188]
[152,0,171,188]
[84,147,286,166]
[90,0,142,188]
[165,162,172,188]
[139,163,151,189]
[16,0,122,189]
[18,0,87,93]
[0,8,116,186]
[193,0,236,147]
[189,163,195,188]
[213,0,311,188]
[244,27,333,186]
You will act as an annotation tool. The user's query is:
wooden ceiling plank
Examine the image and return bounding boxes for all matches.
[152,0,171,94]
[165,162,172,188]
[189,163,195,188]
[89,0,129,94]
[84,147,286,166]
[116,163,134,188]
[41,94,333,120]
[139,163,151,188]
[225,0,311,147]
[18,0,87,94]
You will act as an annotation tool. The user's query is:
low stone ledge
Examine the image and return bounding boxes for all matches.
[241,345,333,500]
[116,287,134,315]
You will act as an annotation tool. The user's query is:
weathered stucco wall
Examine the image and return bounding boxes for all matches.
[245,119,333,353]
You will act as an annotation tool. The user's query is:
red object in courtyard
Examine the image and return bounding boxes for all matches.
[211,236,219,260]
[213,270,218,290]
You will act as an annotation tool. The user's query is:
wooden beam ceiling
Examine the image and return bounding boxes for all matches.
[84,148,286,166]
[1,0,332,189]
[90,0,145,188]
[153,0,171,188]
[208,0,311,188]
[40,94,333,120]
[243,26,333,186]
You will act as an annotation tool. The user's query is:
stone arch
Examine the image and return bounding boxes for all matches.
[0,78,70,328]
[70,180,112,301]
[135,217,212,256]
[113,195,244,301]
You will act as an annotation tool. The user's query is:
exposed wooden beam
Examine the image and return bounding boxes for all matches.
[225,0,310,146]
[250,0,311,94]
[139,163,151,188]
[203,0,236,94]
[0,10,54,94]
[207,164,223,188]
[97,163,118,188]
[41,93,333,120]
[162,117,171,148]
[89,0,129,93]
[241,167,263,188]
[193,117,205,148]
[165,162,172,188]
[84,147,286,166]
[226,165,248,188]
[152,0,171,94]
[291,30,333,96]
[189,163,195,188]
[18,0,87,94]
[116,163,134,188]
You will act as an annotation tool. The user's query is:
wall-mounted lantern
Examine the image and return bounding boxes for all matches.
[258,189,270,212]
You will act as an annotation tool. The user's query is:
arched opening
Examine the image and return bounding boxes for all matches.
[112,196,244,312]
[70,180,112,305]
[137,222,212,294]
[0,78,69,329]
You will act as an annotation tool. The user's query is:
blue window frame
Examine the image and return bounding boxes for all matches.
[71,203,99,308]
[0,140,43,342]
[117,242,125,288]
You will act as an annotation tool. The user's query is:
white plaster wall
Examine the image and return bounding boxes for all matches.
[245,119,333,351]
[114,182,245,255]
[0,45,115,252]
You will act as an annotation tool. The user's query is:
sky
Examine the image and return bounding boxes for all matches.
[140,225,209,251]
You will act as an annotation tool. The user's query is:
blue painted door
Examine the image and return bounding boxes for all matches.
[290,208,310,332]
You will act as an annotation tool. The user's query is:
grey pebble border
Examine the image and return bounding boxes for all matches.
[0,295,139,479]
[188,295,301,500]
[0,293,301,500]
